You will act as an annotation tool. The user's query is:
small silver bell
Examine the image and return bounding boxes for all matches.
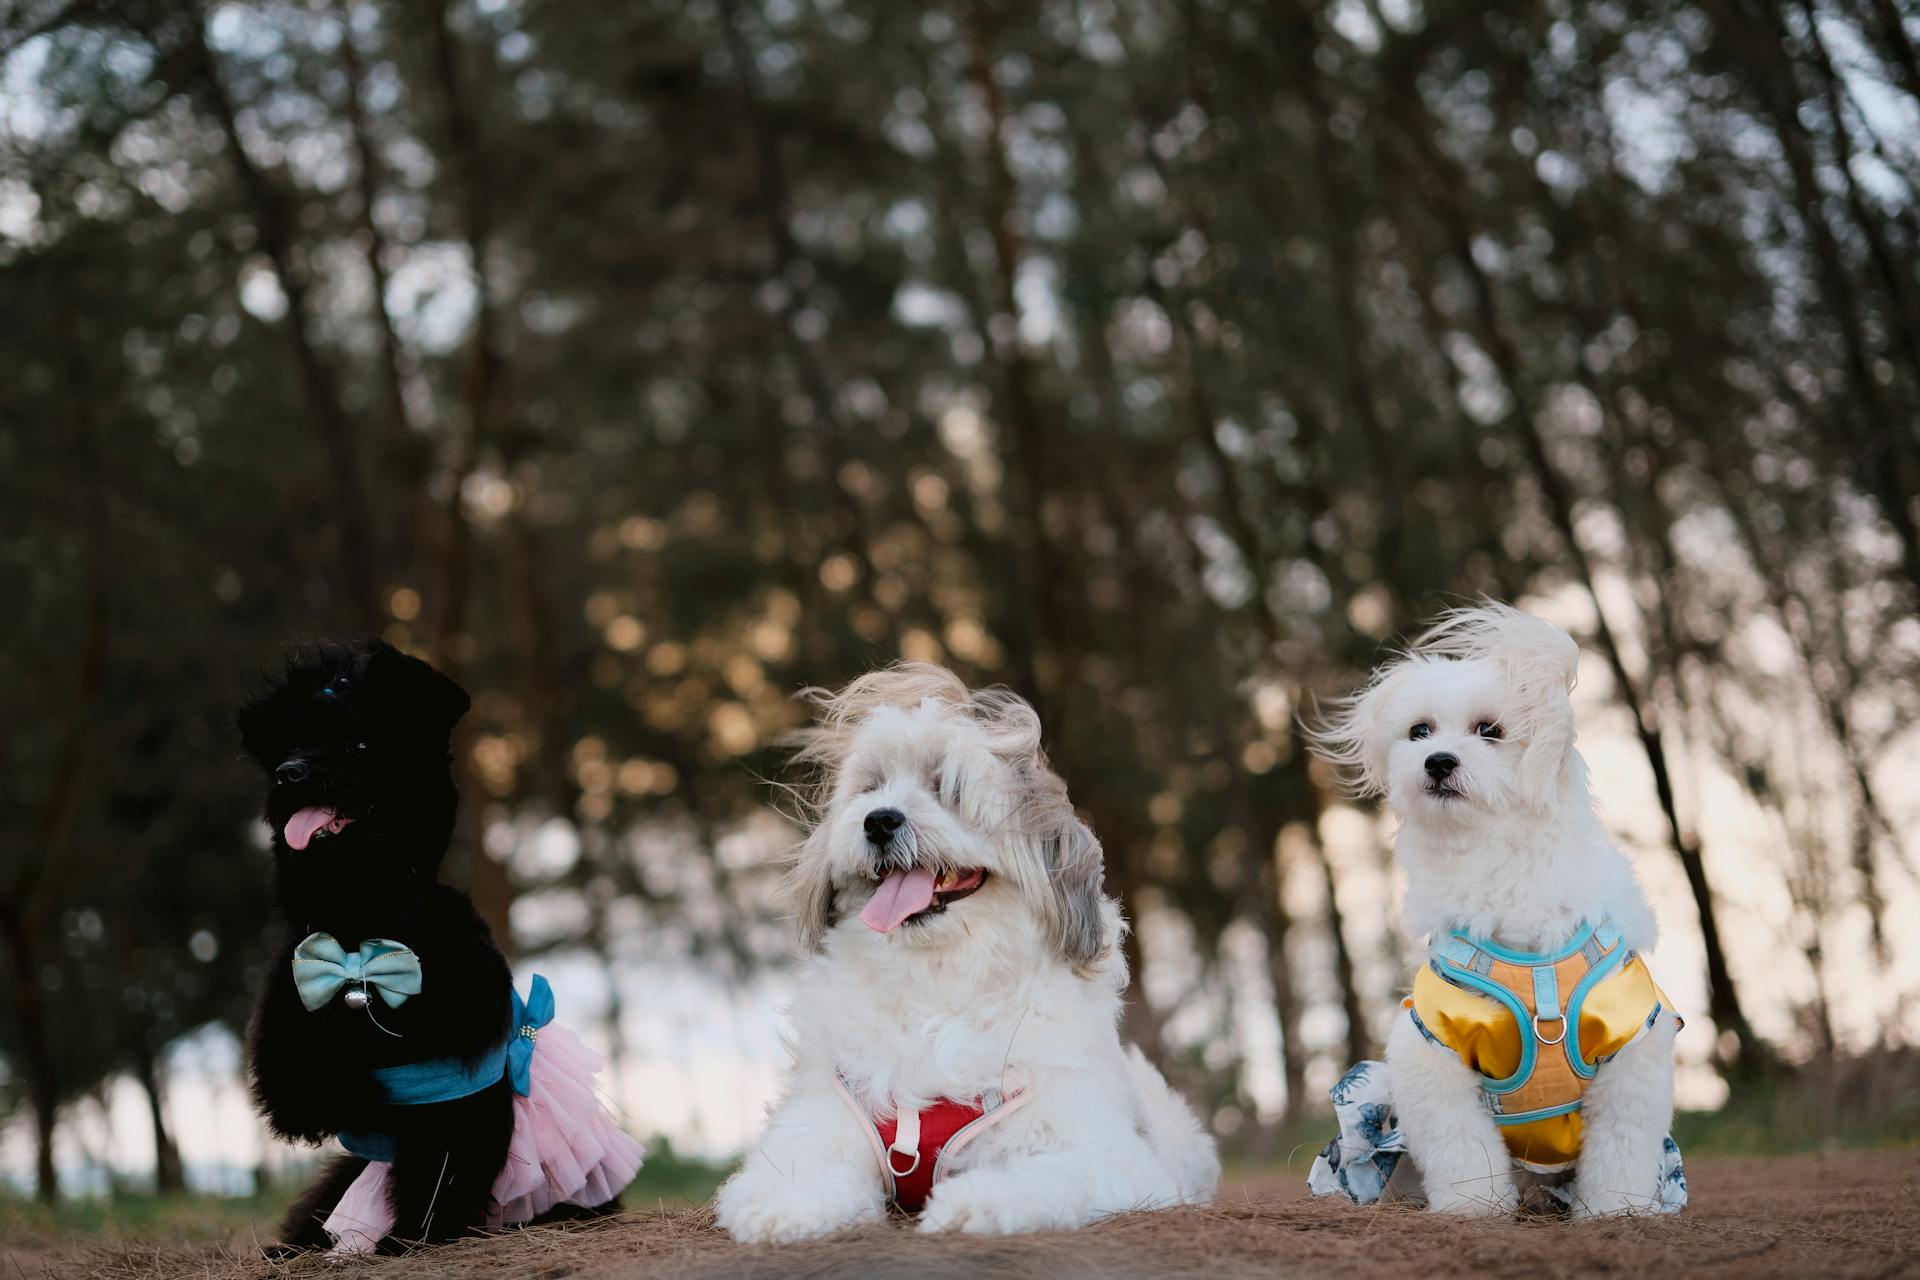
[343,986,372,1011]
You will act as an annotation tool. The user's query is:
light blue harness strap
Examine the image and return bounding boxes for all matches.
[1463,919,1596,965]
[1424,953,1538,1095]
[1492,1098,1583,1125]
[1565,942,1632,1077]
[1407,1002,1445,1049]
[1426,919,1625,1096]
[1528,967,1559,1028]
[1437,935,1486,972]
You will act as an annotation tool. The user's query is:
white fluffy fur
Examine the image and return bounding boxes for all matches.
[716,664,1219,1241]
[1309,604,1677,1217]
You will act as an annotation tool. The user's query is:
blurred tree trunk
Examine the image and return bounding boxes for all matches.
[1303,782,1372,1068]
[1100,814,1166,1058]
[1706,461,1903,952]
[426,0,512,945]
[1239,795,1306,1119]
[1,320,115,1204]
[961,1,1070,712]
[1710,0,1920,597]
[334,0,437,590]
[1284,1,1407,621]
[1798,1,1920,389]
[717,0,893,646]
[184,7,380,630]
[958,2,1164,1057]
[585,875,630,1117]
[132,1036,184,1194]
[0,913,60,1203]
[1073,24,1388,1074]
[1157,283,1375,1072]
[1863,0,1920,108]
[502,467,572,818]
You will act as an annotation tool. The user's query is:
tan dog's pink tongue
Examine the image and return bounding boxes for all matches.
[860,867,937,933]
[284,807,336,851]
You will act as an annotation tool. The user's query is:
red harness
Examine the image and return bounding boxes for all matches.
[835,1074,1030,1213]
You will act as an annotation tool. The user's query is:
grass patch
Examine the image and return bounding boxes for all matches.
[1262,1050,1920,1166]
[0,1139,733,1247]
[1672,1050,1920,1156]
[9,1068,1915,1252]
[620,1138,734,1205]
[0,1187,289,1244]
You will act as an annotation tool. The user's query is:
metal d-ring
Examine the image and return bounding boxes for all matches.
[1533,1014,1568,1046]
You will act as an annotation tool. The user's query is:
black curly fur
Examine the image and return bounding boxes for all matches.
[236,638,611,1252]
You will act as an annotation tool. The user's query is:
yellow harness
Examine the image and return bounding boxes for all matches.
[1407,919,1673,1173]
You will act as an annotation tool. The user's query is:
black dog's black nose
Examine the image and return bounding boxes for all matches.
[1424,752,1459,780]
[276,758,310,785]
[864,808,905,844]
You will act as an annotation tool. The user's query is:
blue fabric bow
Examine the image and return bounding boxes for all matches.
[507,974,554,1097]
[291,933,423,1012]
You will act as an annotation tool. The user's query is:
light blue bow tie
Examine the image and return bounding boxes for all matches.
[292,933,423,1012]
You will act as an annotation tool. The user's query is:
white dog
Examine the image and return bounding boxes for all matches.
[716,664,1218,1241]
[1308,604,1681,1218]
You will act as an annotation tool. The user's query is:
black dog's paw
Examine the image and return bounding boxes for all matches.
[528,1197,621,1226]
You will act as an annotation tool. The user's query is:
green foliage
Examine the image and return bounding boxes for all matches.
[1673,1052,1920,1156]
[617,1138,735,1206]
[0,1186,288,1244]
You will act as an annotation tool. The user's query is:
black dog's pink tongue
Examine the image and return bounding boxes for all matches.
[285,806,345,851]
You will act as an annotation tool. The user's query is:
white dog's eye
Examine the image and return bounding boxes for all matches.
[1475,721,1504,740]
[1409,722,1433,741]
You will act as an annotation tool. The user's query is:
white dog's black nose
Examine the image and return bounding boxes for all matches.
[1424,752,1459,780]
[864,808,905,844]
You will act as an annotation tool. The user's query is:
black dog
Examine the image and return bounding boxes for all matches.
[238,638,524,1252]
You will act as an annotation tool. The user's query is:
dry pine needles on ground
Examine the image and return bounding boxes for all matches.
[12,1149,1916,1280]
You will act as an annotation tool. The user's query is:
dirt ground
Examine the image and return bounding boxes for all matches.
[9,1149,1916,1280]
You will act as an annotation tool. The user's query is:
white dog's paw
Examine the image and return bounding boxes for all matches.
[1424,1180,1520,1217]
[918,1173,1076,1236]
[1567,1183,1650,1219]
[714,1170,885,1244]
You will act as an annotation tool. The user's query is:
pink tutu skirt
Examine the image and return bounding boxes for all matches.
[324,1024,646,1252]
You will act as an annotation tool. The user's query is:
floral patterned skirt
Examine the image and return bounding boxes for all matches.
[1306,1060,1688,1213]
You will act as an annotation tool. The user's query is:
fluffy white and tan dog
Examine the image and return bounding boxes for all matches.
[1310,604,1680,1218]
[716,664,1218,1241]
